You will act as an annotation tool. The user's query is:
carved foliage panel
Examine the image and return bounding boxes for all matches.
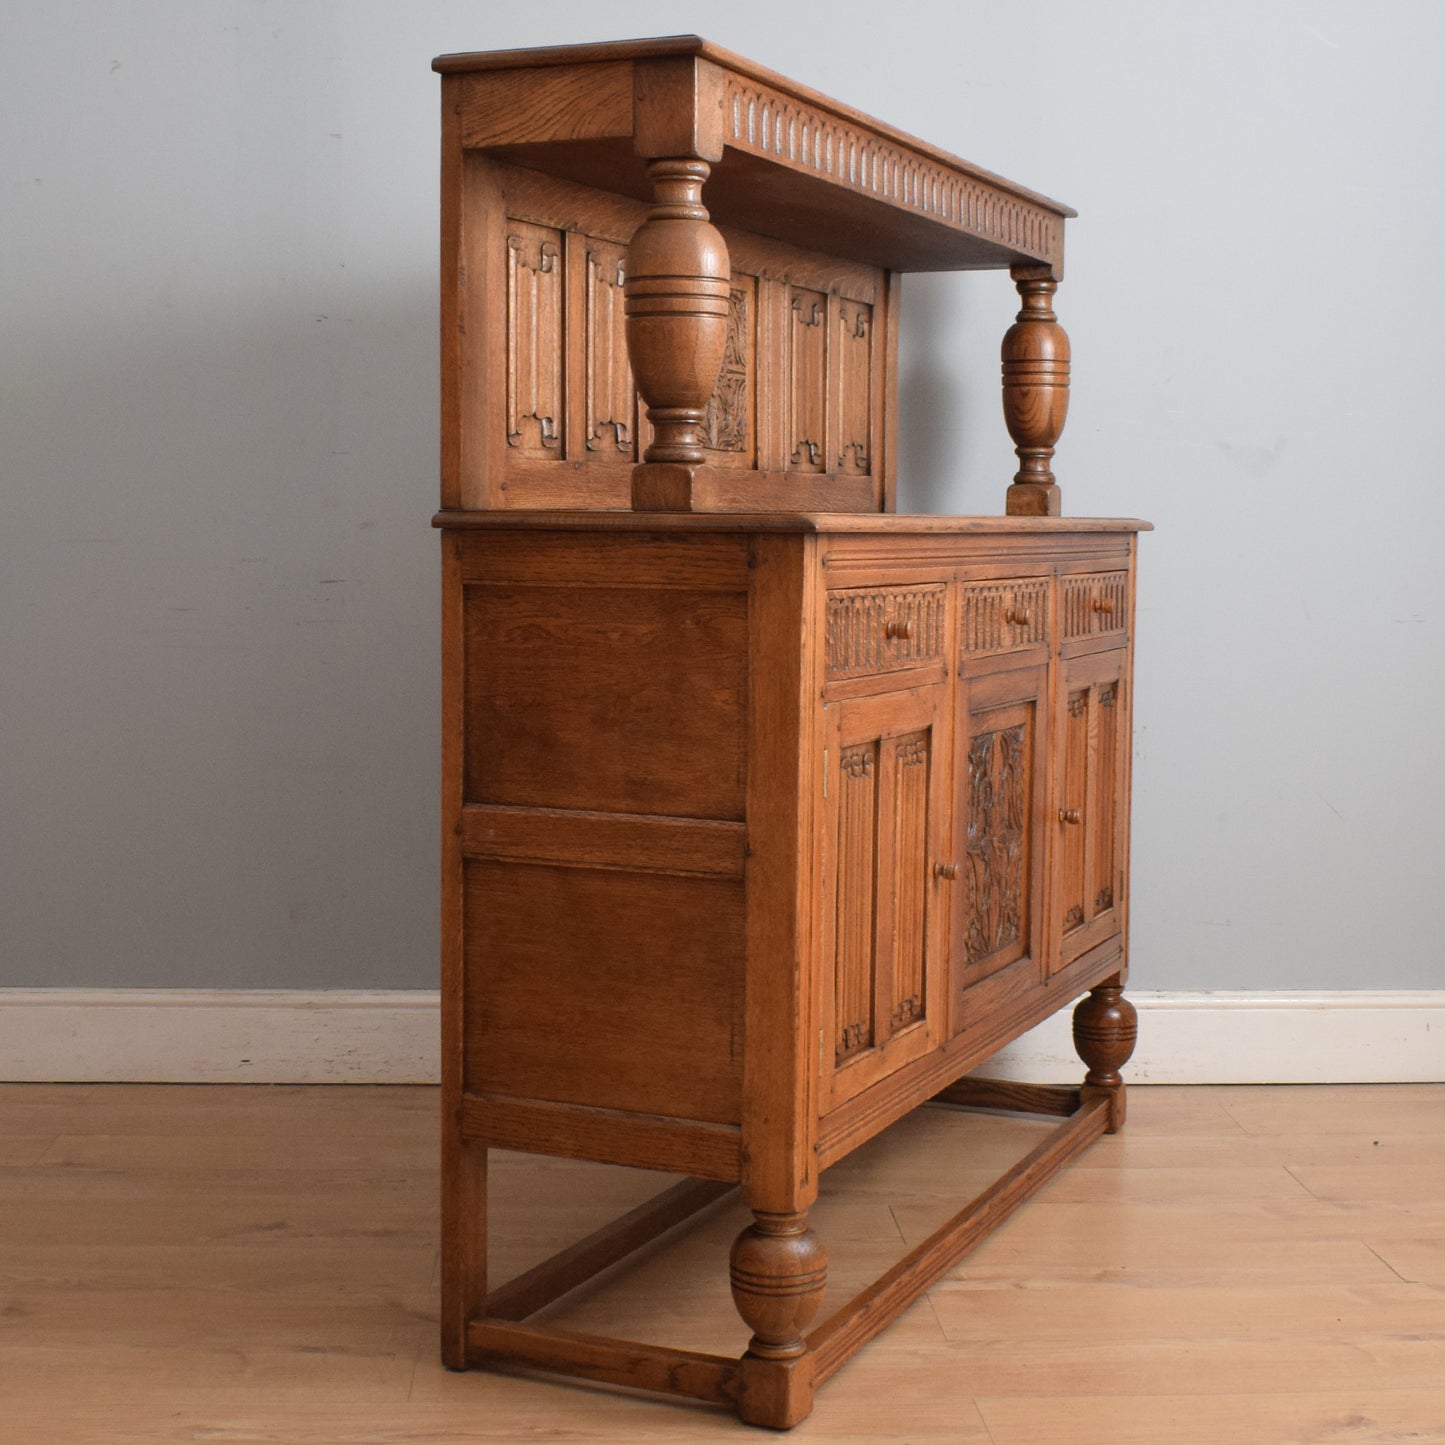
[964,706,1033,971]
[505,221,564,458]
[701,276,757,468]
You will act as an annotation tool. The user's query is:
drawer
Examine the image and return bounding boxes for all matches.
[825,584,945,680]
[959,578,1050,657]
[1061,571,1128,641]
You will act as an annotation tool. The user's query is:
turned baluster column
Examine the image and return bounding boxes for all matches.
[1073,979,1138,1133]
[625,158,731,510]
[729,1209,827,1427]
[1002,262,1071,517]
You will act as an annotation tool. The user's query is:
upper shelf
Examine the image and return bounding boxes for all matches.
[433,35,1074,276]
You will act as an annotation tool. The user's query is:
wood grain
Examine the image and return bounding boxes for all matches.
[7,1085,1445,1442]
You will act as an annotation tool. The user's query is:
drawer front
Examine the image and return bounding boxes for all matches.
[959,578,1050,658]
[1061,571,1128,641]
[825,584,945,681]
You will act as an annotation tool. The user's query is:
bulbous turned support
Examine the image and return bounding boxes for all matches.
[1002,263,1071,517]
[1073,981,1138,1133]
[729,1210,827,1361]
[625,158,731,507]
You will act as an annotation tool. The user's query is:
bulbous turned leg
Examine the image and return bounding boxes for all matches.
[730,1210,826,1427]
[1073,982,1138,1134]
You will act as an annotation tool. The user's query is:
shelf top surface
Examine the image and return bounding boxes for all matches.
[433,510,1151,535]
[432,34,1076,223]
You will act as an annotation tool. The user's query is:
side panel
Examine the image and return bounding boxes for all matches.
[451,530,752,1146]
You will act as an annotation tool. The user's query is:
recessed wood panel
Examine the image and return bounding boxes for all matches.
[833,742,879,1063]
[887,731,931,1034]
[464,583,747,819]
[962,707,1032,973]
[463,860,744,1123]
[1059,687,1089,940]
[581,237,634,461]
[788,287,828,473]
[702,275,758,468]
[824,584,946,681]
[504,222,564,459]
[836,297,872,474]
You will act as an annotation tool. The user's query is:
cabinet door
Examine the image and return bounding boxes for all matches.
[1051,648,1129,971]
[951,662,1050,1010]
[820,684,949,1110]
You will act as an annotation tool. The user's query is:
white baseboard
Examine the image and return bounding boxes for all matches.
[0,989,441,1084]
[1,988,1441,1085]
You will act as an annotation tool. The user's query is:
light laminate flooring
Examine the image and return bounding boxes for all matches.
[2,1083,1443,1443]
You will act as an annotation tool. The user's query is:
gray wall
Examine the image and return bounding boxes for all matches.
[4,2,1441,991]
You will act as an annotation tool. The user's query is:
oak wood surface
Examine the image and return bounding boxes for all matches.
[432,36,1150,1429]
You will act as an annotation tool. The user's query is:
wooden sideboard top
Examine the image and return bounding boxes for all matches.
[433,34,1072,274]
[433,509,1151,534]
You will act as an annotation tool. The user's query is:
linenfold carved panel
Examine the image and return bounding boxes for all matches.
[724,76,1060,265]
[964,722,1027,966]
[834,743,878,1063]
[505,222,563,456]
[789,288,827,472]
[584,240,633,459]
[825,585,945,680]
[889,733,930,1037]
[836,298,871,473]
[1060,689,1088,936]
[1092,682,1120,919]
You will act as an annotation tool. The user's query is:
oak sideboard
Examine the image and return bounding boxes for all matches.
[432,36,1147,1429]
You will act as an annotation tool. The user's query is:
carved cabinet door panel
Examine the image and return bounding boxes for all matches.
[1050,648,1129,972]
[819,684,950,1111]
[950,662,1051,1018]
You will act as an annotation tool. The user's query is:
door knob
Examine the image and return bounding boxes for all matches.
[933,861,960,880]
[1058,808,1082,825]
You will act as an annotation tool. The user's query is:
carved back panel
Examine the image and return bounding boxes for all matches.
[449,158,896,512]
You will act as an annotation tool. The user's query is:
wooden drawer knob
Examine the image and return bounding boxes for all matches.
[1092,597,1117,615]
[884,619,912,641]
[1058,809,1082,826]
[933,861,960,881]
[1004,606,1031,626]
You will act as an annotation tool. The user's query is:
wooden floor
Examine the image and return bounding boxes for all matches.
[2,1084,1443,1443]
